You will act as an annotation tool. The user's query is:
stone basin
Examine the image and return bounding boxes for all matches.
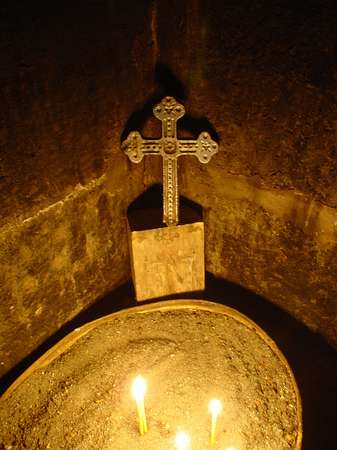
[0,300,302,450]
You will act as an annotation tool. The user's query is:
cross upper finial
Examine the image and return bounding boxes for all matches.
[122,96,218,226]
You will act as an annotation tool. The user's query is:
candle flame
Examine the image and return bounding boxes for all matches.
[209,398,222,416]
[131,375,147,401]
[175,431,190,450]
[209,398,222,446]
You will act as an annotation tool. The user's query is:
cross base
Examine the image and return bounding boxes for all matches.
[128,217,205,302]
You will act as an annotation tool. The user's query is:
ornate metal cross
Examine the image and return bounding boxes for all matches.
[122,96,218,226]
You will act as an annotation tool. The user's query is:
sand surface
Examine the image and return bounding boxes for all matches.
[0,303,300,449]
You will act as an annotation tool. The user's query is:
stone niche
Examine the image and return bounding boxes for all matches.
[0,0,337,392]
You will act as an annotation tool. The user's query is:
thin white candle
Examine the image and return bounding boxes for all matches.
[175,431,190,450]
[209,399,222,446]
[131,375,148,435]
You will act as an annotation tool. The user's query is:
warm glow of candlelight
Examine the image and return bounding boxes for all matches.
[131,375,148,435]
[209,398,222,446]
[209,398,222,416]
[175,431,190,450]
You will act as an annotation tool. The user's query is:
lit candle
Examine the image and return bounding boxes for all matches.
[175,431,190,450]
[208,399,222,446]
[131,375,148,435]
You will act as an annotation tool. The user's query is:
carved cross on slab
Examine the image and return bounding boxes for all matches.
[122,96,218,226]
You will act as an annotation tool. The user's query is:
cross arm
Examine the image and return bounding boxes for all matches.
[122,131,162,163]
[178,132,218,163]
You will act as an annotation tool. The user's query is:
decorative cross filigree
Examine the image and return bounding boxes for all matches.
[122,96,218,226]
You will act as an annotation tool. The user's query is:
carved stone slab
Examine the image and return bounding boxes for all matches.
[128,222,204,301]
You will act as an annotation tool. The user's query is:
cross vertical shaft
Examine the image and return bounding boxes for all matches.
[153,97,183,226]
[163,156,179,225]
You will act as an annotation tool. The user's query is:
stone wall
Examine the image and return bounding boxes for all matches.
[0,0,156,377]
[145,0,337,347]
[1,0,336,379]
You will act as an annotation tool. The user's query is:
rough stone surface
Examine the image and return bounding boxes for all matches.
[144,0,337,347]
[0,180,128,376]
[1,0,337,379]
[0,0,156,377]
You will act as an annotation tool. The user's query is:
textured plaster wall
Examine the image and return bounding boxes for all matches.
[0,1,156,377]
[144,0,337,347]
[1,0,336,379]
